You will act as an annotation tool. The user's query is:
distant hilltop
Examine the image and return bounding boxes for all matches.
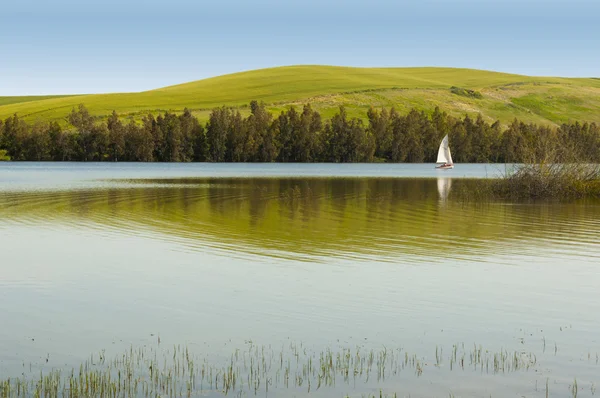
[1,65,600,125]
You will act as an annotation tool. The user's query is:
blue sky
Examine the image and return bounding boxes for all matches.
[1,0,598,95]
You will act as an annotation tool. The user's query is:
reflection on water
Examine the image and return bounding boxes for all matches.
[437,177,452,202]
[1,177,598,263]
[1,171,600,397]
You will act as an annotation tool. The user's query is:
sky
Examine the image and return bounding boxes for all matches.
[1,0,599,95]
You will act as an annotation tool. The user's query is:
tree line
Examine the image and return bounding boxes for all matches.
[1,101,599,163]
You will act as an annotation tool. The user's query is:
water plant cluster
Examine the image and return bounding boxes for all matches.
[0,342,551,398]
[491,162,600,199]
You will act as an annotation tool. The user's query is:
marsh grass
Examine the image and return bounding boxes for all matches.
[450,141,600,201]
[0,342,540,398]
[450,164,600,202]
[491,162,600,200]
[491,136,600,200]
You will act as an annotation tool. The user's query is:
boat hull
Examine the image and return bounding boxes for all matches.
[436,164,454,170]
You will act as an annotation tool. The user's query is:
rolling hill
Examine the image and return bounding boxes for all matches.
[0,95,75,107]
[1,65,599,126]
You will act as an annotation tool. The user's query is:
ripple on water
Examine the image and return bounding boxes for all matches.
[1,173,600,397]
[1,178,599,263]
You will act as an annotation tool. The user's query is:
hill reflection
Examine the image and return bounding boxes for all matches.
[1,178,599,262]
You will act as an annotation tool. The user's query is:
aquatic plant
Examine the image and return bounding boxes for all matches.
[492,162,600,199]
[0,342,544,398]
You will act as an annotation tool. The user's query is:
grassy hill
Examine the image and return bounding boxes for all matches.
[0,95,75,107]
[1,65,599,126]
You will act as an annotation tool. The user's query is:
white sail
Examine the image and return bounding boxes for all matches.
[436,134,451,164]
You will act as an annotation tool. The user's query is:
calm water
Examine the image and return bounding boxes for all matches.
[1,163,599,397]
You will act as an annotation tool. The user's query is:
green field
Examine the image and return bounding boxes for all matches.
[0,95,74,107]
[1,65,599,126]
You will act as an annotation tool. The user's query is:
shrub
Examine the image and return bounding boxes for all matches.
[450,86,484,99]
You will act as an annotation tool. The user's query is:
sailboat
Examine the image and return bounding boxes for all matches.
[435,134,454,170]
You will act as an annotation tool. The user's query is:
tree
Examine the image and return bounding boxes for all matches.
[276,107,299,162]
[179,108,203,162]
[258,119,279,162]
[401,110,425,163]
[1,114,28,160]
[24,122,51,161]
[157,112,182,162]
[124,120,154,161]
[589,123,600,161]
[498,119,526,163]
[389,108,404,162]
[349,118,375,162]
[488,120,503,163]
[107,111,125,161]
[226,111,245,162]
[0,117,10,161]
[245,101,272,162]
[193,124,208,161]
[389,109,425,162]
[450,115,472,163]
[427,107,449,162]
[1,101,599,164]
[469,114,493,162]
[322,106,372,162]
[68,104,108,161]
[297,104,322,162]
[367,107,392,160]
[47,122,65,161]
[242,101,278,162]
[84,124,109,161]
[68,104,94,132]
[206,107,231,162]
[322,106,347,162]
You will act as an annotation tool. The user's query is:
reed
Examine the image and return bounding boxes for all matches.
[492,162,600,200]
[491,138,600,200]
[0,342,543,398]
[450,161,600,202]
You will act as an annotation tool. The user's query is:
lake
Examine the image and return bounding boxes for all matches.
[1,163,599,397]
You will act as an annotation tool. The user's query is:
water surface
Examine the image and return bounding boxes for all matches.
[0,163,599,397]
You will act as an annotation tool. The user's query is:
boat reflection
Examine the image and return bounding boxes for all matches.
[437,177,452,202]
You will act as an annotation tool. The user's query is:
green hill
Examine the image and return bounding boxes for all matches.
[1,65,599,126]
[0,95,75,107]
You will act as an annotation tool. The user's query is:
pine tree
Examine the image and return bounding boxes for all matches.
[107,111,125,161]
[206,107,232,162]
